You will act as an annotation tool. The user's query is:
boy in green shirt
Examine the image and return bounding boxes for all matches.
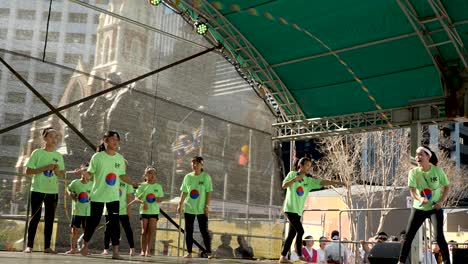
[65,163,92,254]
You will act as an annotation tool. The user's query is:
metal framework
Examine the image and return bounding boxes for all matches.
[169,0,306,122]
[272,98,448,141]
[397,0,468,71]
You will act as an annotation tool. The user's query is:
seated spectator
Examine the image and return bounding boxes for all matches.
[317,236,328,264]
[234,235,254,259]
[399,230,406,242]
[375,232,388,243]
[325,230,348,264]
[214,233,234,259]
[388,236,399,242]
[302,235,318,263]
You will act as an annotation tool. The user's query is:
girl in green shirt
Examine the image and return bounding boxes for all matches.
[279,157,345,263]
[177,156,213,258]
[398,146,451,264]
[80,131,133,259]
[134,166,164,257]
[24,127,65,254]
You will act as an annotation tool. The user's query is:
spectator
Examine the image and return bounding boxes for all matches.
[214,233,234,258]
[234,235,254,259]
[432,243,443,264]
[389,236,399,242]
[399,230,406,242]
[316,236,328,264]
[302,235,318,263]
[325,230,348,264]
[448,240,458,263]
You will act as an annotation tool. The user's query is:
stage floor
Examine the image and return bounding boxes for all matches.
[0,251,279,264]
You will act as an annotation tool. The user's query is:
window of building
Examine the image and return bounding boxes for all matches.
[8,71,28,81]
[32,93,53,104]
[94,14,100,24]
[4,113,23,124]
[40,31,60,42]
[68,13,88,23]
[35,73,55,84]
[15,29,33,40]
[43,11,62,21]
[0,8,10,17]
[65,33,86,44]
[64,53,82,64]
[11,50,31,61]
[2,134,21,147]
[0,28,8,39]
[17,9,35,20]
[6,91,26,104]
[96,0,109,5]
[0,156,18,168]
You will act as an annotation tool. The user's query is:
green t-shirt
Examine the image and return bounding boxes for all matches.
[135,182,164,215]
[180,171,213,215]
[87,151,126,203]
[68,179,92,216]
[282,171,322,216]
[408,165,449,211]
[26,148,65,194]
[119,181,134,215]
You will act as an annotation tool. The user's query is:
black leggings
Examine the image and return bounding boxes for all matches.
[399,208,450,263]
[27,191,58,248]
[281,212,304,257]
[184,213,211,254]
[83,201,120,246]
[104,214,134,249]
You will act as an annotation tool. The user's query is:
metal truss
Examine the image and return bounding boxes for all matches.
[397,0,468,71]
[272,99,449,141]
[168,0,306,122]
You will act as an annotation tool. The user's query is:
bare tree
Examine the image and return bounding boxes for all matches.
[436,151,468,206]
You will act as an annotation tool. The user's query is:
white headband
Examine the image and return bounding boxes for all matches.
[417,147,432,157]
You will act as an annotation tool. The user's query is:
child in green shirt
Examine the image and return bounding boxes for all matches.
[23,127,65,254]
[80,131,133,259]
[279,157,345,263]
[134,166,164,257]
[177,156,213,259]
[65,163,91,254]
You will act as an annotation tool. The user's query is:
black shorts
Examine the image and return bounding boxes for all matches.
[140,214,159,220]
[71,215,87,228]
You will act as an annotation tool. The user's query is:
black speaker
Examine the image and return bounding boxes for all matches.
[453,248,468,264]
[368,242,409,264]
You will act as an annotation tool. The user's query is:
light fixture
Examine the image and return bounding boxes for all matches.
[194,18,208,35]
[148,0,161,6]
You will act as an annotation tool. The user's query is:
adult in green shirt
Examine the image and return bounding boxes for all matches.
[398,146,451,264]
[134,166,164,257]
[279,157,345,264]
[23,127,65,254]
[80,131,133,259]
[65,163,92,254]
[177,156,213,259]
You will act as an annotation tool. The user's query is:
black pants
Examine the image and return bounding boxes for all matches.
[399,208,450,263]
[83,201,120,246]
[27,191,58,248]
[281,212,304,257]
[184,213,211,254]
[104,214,134,249]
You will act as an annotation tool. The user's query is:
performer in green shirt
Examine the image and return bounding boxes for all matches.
[23,127,65,254]
[177,156,213,258]
[134,166,164,257]
[279,157,345,263]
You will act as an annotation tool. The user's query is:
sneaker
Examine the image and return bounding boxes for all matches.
[101,249,109,255]
[298,256,307,262]
[129,248,135,256]
[44,248,57,254]
[184,253,192,258]
[23,247,32,253]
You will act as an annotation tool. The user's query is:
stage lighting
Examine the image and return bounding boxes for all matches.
[195,20,208,35]
[148,0,161,6]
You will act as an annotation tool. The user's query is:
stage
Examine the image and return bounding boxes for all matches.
[0,251,277,264]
